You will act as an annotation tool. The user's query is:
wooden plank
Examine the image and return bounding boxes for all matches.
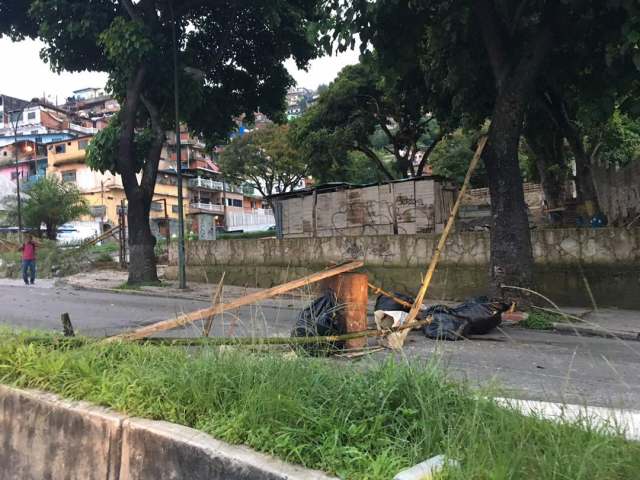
[105,261,365,342]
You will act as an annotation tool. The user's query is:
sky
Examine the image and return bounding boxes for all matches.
[0,36,360,102]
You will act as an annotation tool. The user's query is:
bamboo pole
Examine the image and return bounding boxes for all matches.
[368,282,414,310]
[105,260,364,342]
[388,137,488,349]
[140,317,434,347]
[203,272,225,337]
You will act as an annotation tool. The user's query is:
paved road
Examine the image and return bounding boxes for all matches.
[1,281,639,409]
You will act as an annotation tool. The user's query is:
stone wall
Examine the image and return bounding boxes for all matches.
[170,228,640,308]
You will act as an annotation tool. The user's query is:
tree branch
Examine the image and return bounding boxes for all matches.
[473,0,511,89]
[416,131,445,176]
[356,145,395,180]
[140,95,166,200]
[118,65,147,195]
[120,0,142,22]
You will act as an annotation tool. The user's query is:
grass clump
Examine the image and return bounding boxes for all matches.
[0,331,638,479]
[520,310,558,330]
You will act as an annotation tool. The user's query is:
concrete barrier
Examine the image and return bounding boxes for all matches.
[0,385,336,480]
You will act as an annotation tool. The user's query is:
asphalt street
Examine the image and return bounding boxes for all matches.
[1,281,639,409]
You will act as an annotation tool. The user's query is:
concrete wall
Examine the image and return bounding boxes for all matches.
[169,228,640,308]
[0,385,335,480]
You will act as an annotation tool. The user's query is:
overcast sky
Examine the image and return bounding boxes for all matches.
[0,36,360,102]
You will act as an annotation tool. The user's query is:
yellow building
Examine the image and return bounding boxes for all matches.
[46,137,189,232]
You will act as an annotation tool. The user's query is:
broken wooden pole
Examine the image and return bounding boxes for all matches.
[141,317,434,347]
[61,313,75,337]
[389,136,488,349]
[105,260,364,342]
[323,273,369,349]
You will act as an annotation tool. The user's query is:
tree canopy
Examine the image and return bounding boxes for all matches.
[291,52,445,180]
[1,0,327,282]
[330,0,640,296]
[219,125,308,198]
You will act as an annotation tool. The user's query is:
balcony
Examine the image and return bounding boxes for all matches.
[188,177,244,194]
[189,177,224,191]
[190,202,225,214]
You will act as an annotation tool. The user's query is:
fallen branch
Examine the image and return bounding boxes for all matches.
[105,260,364,342]
[139,317,433,347]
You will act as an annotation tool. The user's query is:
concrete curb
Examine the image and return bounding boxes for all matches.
[493,397,640,441]
[0,385,336,480]
[552,322,639,341]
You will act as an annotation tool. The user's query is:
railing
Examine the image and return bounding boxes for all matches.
[188,177,244,194]
[226,210,275,229]
[190,202,225,214]
[189,177,224,191]
[69,123,98,135]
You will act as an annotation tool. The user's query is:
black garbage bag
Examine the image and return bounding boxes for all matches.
[291,290,344,353]
[422,304,470,341]
[423,297,511,340]
[452,297,511,335]
[374,292,415,312]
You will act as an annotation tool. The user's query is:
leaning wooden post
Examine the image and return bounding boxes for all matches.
[388,136,488,349]
[322,273,369,349]
[61,313,75,337]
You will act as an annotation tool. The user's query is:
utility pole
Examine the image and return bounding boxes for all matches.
[9,107,26,242]
[171,1,187,289]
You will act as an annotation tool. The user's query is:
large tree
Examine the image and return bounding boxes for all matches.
[219,125,308,198]
[292,52,445,180]
[333,0,639,297]
[2,0,325,283]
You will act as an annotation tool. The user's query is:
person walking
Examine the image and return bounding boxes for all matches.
[18,234,38,285]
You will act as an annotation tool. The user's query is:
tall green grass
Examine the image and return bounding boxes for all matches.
[0,331,637,479]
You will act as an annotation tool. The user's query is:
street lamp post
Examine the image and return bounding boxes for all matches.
[9,107,26,242]
[170,1,187,289]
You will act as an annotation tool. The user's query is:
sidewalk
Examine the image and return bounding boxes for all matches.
[61,269,640,341]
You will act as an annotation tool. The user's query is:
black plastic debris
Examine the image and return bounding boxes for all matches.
[423,297,511,341]
[291,290,344,353]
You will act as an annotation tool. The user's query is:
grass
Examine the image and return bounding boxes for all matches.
[520,310,559,330]
[0,331,638,479]
[89,242,119,255]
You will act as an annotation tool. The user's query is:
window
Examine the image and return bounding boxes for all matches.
[27,112,36,120]
[61,170,76,183]
[172,205,179,214]
[31,130,39,135]
[2,151,6,156]
[227,198,242,207]
[150,201,164,212]
[78,139,90,150]
[55,144,66,154]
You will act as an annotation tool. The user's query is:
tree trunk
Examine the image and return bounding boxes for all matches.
[542,90,601,218]
[524,120,566,224]
[127,194,158,284]
[484,85,535,298]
